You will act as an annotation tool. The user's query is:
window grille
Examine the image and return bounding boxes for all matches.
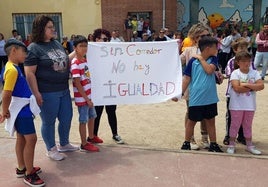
[12,13,62,41]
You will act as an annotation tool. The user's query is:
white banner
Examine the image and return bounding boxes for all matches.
[87,40,182,105]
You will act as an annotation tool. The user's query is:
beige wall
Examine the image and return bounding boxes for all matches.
[0,0,102,40]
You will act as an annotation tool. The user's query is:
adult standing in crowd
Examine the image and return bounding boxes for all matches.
[115,30,125,42]
[142,32,150,42]
[137,17,144,38]
[10,30,24,74]
[24,15,78,161]
[154,28,167,41]
[218,28,233,74]
[88,28,124,144]
[87,33,94,42]
[131,15,138,34]
[24,34,32,47]
[0,33,8,73]
[249,30,257,58]
[11,29,22,41]
[110,30,122,42]
[61,36,72,54]
[124,14,133,42]
[131,31,142,42]
[254,22,268,80]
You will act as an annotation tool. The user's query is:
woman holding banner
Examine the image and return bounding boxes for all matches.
[88,28,124,144]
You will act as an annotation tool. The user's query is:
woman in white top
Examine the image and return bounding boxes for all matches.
[218,28,233,73]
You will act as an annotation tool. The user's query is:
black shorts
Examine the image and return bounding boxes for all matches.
[188,103,218,122]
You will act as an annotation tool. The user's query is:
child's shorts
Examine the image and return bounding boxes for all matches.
[78,105,97,124]
[188,103,218,122]
[15,117,36,135]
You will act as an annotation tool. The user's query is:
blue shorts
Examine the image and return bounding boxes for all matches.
[188,103,218,122]
[78,105,97,124]
[15,117,36,135]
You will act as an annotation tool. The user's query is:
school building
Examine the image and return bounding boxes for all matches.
[1,0,268,42]
[0,0,102,41]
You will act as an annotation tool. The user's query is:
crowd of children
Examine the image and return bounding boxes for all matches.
[178,23,265,155]
[0,15,266,187]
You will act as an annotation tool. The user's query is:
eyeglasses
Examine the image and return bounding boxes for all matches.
[46,26,55,30]
[199,34,211,38]
[159,31,165,34]
[101,37,108,42]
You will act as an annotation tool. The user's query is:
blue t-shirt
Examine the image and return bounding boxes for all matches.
[184,56,219,107]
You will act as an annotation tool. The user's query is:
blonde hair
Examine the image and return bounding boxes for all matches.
[188,23,211,41]
[231,37,249,51]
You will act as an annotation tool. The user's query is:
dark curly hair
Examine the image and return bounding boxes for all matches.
[32,15,54,43]
[92,28,111,42]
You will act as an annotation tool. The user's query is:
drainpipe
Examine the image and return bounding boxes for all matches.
[163,0,166,28]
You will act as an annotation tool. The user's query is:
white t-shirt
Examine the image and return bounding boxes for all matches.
[229,69,261,111]
[110,37,122,43]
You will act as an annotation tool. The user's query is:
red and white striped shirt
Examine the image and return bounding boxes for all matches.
[71,57,92,106]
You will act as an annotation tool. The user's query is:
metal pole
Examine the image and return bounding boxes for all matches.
[163,0,166,28]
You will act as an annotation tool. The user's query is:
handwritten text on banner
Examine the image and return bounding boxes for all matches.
[87,40,182,105]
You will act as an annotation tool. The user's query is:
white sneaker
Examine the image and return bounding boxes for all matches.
[201,136,210,149]
[112,135,125,144]
[190,142,200,150]
[58,143,79,152]
[47,146,65,161]
[246,146,262,155]
[226,146,235,154]
[201,140,210,149]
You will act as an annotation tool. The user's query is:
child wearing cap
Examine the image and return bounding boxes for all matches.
[0,39,45,187]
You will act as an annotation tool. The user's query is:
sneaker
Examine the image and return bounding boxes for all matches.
[80,143,99,152]
[237,137,246,145]
[190,142,200,150]
[246,146,262,155]
[47,146,65,161]
[208,143,223,152]
[24,172,45,187]
[16,167,42,178]
[223,136,230,145]
[190,138,199,150]
[87,136,103,144]
[58,143,79,152]
[226,146,235,154]
[113,135,124,144]
[181,141,191,150]
[201,140,210,149]
[201,135,210,149]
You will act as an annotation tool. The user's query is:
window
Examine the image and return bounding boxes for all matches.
[12,13,62,41]
[129,12,152,29]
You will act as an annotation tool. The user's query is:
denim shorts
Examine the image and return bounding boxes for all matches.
[78,105,97,124]
[15,117,36,135]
